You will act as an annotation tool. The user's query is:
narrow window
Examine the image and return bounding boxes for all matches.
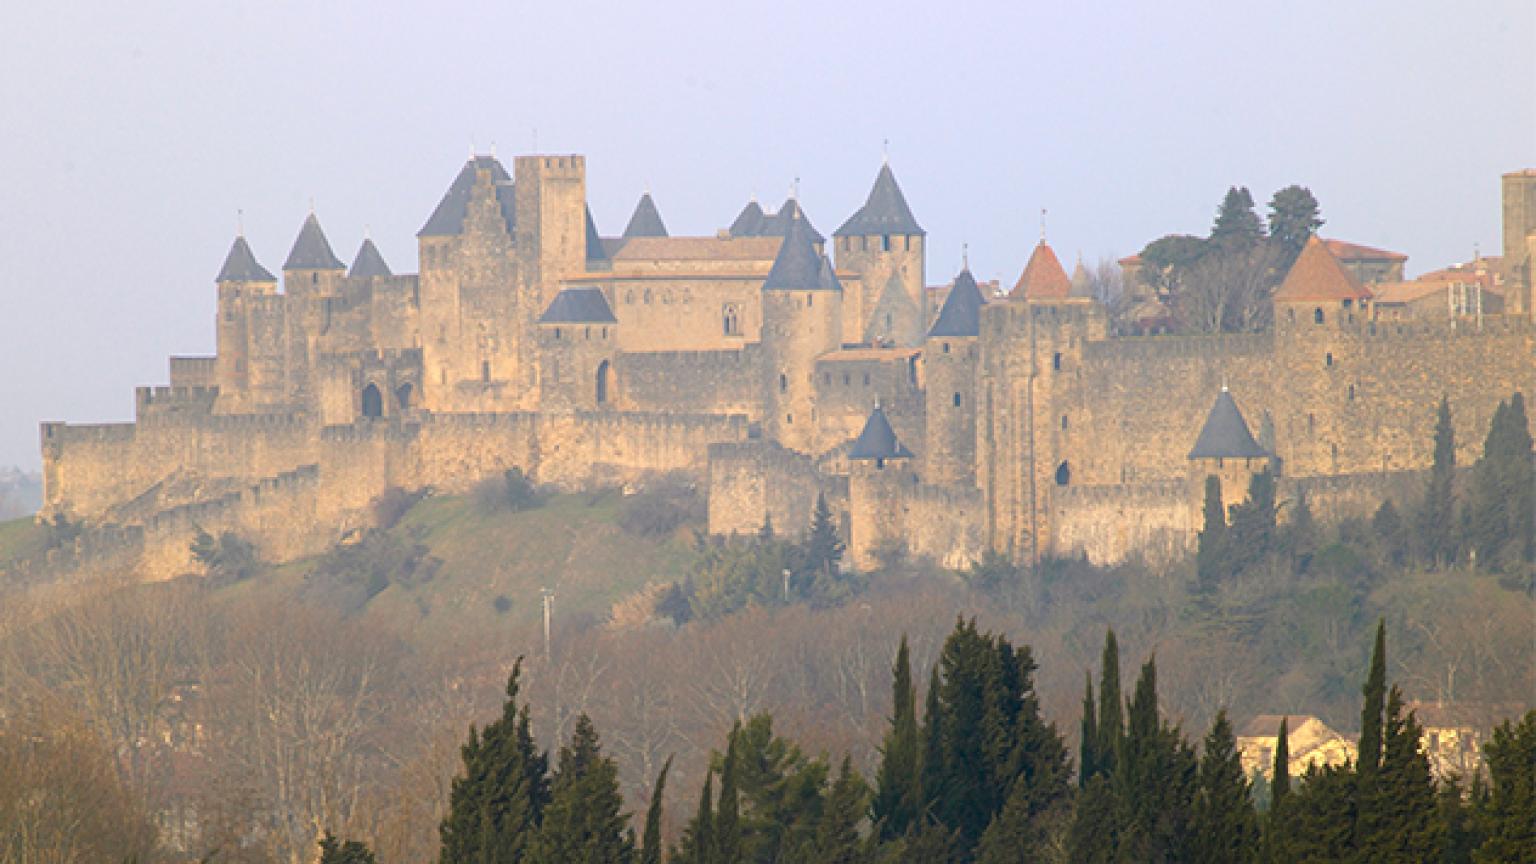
[953,392,961,407]
[481,361,491,382]
[779,373,788,393]
[1325,352,1333,367]
[596,360,611,405]
[1061,415,1069,430]
[1052,352,1063,371]
[882,235,891,251]
[361,383,383,418]
[943,342,950,354]
[1313,307,1324,324]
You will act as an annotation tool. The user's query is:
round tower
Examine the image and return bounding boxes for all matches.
[847,405,916,570]
[762,211,843,453]
[923,265,985,486]
[213,234,278,412]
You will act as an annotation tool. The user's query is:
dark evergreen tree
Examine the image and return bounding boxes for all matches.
[801,493,844,580]
[1358,688,1444,861]
[532,714,635,864]
[727,713,829,863]
[716,726,743,864]
[1065,775,1118,864]
[1473,710,1536,863]
[1263,717,1292,864]
[1419,397,1457,566]
[674,770,716,864]
[319,833,378,864]
[917,665,945,823]
[1358,620,1388,786]
[1079,671,1100,786]
[1097,630,1124,778]
[974,779,1050,864]
[1372,498,1405,567]
[898,822,962,864]
[1227,468,1278,573]
[640,757,672,864]
[1114,657,1197,863]
[1469,394,1535,571]
[799,756,867,864]
[1196,475,1228,596]
[1287,489,1319,571]
[1190,710,1258,864]
[439,659,551,864]
[873,636,920,839]
[1438,776,1479,864]
[1286,763,1358,862]
[1211,186,1265,249]
[1267,185,1324,265]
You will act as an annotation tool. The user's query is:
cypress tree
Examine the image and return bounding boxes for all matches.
[1211,186,1266,249]
[1372,498,1405,567]
[873,636,920,839]
[532,714,635,864]
[1190,709,1258,864]
[1271,716,1291,806]
[1115,657,1197,862]
[1469,394,1535,570]
[1419,397,1457,566]
[918,665,945,822]
[1508,393,1534,567]
[1267,185,1324,266]
[1065,775,1118,864]
[1263,717,1292,864]
[803,756,867,864]
[1287,763,1357,862]
[675,770,716,864]
[1359,621,1388,783]
[640,757,672,864]
[802,492,844,578]
[1228,468,1278,574]
[715,725,742,864]
[439,659,550,863]
[1287,489,1318,571]
[1097,629,1124,777]
[1197,475,1228,596]
[1473,710,1536,863]
[1079,671,1099,786]
[1359,688,1444,862]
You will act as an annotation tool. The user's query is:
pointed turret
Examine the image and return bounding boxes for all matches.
[623,192,669,238]
[217,235,275,282]
[348,239,392,278]
[835,162,925,237]
[283,213,345,270]
[764,211,830,290]
[1010,240,1072,301]
[1274,236,1372,303]
[585,206,608,263]
[729,199,765,236]
[1188,388,1268,460]
[418,156,516,237]
[848,405,914,461]
[762,198,825,243]
[928,268,985,338]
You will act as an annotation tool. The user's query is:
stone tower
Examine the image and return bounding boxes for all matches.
[536,287,620,410]
[833,162,926,346]
[516,154,591,312]
[282,212,347,403]
[923,266,985,486]
[1187,386,1272,507]
[213,234,279,411]
[847,404,916,570]
[762,211,843,453]
[1501,169,1536,318]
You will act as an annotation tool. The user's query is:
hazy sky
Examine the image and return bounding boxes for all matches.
[1,0,1531,470]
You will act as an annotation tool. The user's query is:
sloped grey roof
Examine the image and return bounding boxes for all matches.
[928,268,984,338]
[284,213,345,270]
[585,207,607,262]
[1188,389,1268,459]
[760,198,825,243]
[216,236,275,282]
[540,287,617,324]
[763,212,828,291]
[623,193,668,238]
[729,200,765,236]
[348,239,392,278]
[817,255,843,292]
[848,406,914,460]
[418,157,516,237]
[835,162,925,237]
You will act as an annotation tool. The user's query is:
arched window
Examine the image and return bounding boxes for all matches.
[596,360,611,406]
[1313,307,1324,324]
[361,383,383,418]
[723,305,740,336]
[395,383,412,411]
[1054,461,1071,486]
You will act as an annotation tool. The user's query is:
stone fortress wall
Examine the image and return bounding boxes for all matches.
[34,153,1536,581]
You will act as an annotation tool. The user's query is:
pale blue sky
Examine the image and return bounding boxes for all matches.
[1,0,1531,469]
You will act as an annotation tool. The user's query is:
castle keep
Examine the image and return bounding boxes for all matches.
[39,157,1536,575]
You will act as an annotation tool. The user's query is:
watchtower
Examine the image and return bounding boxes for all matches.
[833,162,926,346]
[762,211,843,453]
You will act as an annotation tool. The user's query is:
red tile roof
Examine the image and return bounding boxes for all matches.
[1010,241,1073,301]
[1322,238,1407,262]
[1274,236,1373,303]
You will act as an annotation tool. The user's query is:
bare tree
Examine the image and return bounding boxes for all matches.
[1174,243,1282,334]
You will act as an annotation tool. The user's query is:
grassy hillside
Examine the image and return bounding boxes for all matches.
[211,489,695,649]
[0,516,47,566]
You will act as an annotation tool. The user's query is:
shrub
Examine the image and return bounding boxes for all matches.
[370,486,426,531]
[617,477,704,538]
[472,467,545,514]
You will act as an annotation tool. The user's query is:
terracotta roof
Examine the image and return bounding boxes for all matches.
[610,236,781,262]
[1273,236,1373,303]
[1322,238,1407,262]
[1118,253,1143,266]
[1010,241,1073,301]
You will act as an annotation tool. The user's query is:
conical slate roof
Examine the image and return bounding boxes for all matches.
[729,200,765,236]
[1274,235,1372,302]
[834,162,925,237]
[848,405,914,461]
[762,198,825,243]
[348,239,392,278]
[763,211,828,291]
[585,207,608,262]
[1188,389,1268,460]
[928,268,985,338]
[217,236,275,282]
[284,213,345,270]
[418,156,516,237]
[622,193,669,238]
[817,255,843,292]
[1010,241,1072,301]
[540,287,618,323]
